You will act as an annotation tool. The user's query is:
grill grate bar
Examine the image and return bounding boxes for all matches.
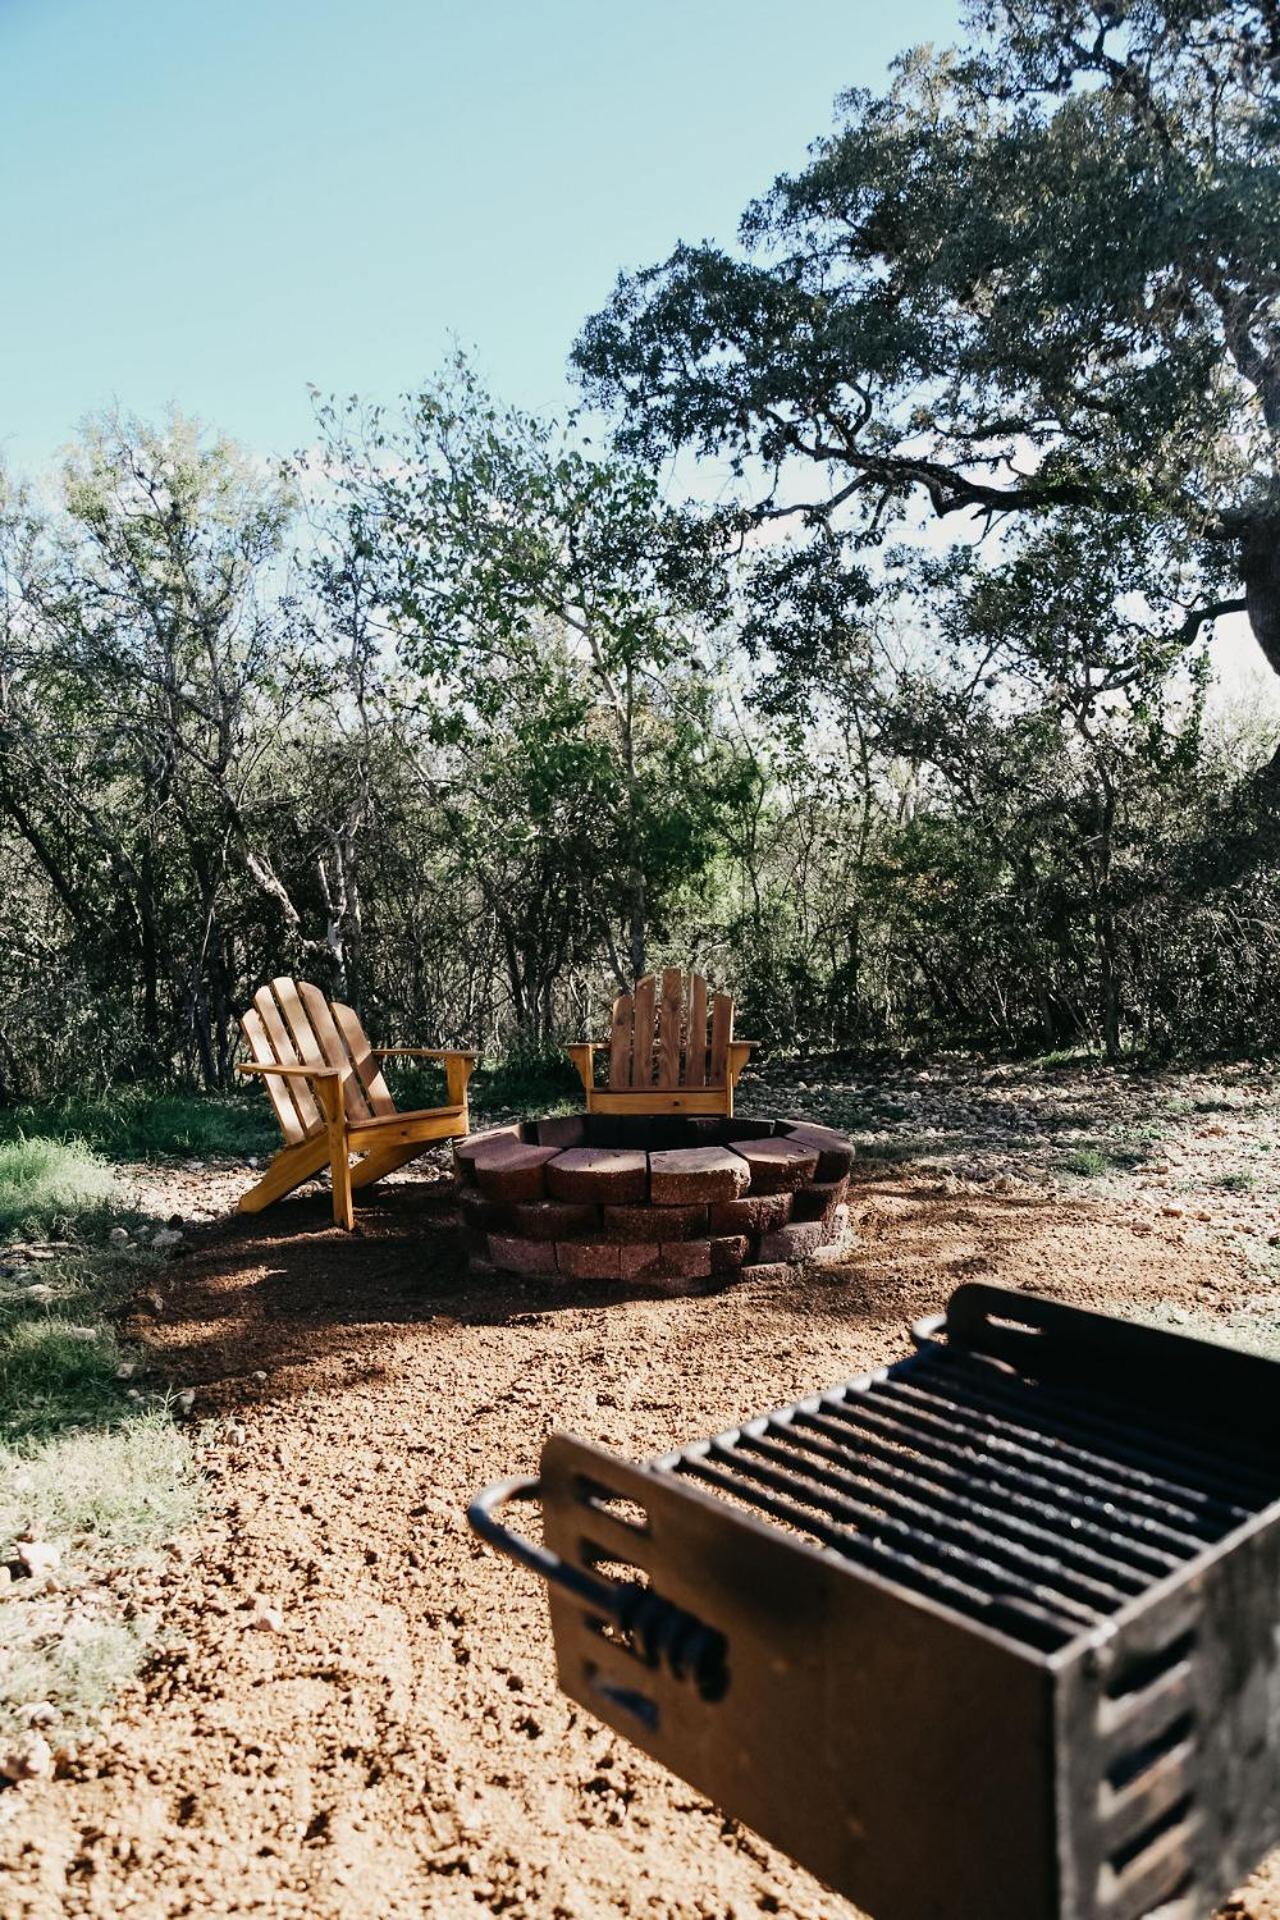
[750,1419,1143,1604]
[863,1377,1234,1544]
[671,1451,1082,1651]
[881,1373,1251,1535]
[789,1406,1183,1582]
[810,1395,1211,1566]
[699,1439,1106,1628]
[916,1349,1276,1510]
[731,1428,1131,1618]
[975,1355,1280,1493]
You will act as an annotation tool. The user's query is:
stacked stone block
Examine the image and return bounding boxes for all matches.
[454,1112,854,1290]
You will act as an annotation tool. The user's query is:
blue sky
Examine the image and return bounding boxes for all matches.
[1,0,959,475]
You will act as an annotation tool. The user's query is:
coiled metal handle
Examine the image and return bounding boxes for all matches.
[468,1475,729,1702]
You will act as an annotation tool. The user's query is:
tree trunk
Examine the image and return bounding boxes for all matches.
[628,867,645,979]
[1241,514,1280,681]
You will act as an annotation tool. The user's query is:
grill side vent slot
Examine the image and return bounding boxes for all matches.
[1105,1713,1195,1796]
[1105,1632,1197,1703]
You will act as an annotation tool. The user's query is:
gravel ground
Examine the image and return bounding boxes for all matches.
[2,1060,1279,1919]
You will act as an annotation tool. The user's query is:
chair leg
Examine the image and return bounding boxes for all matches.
[329,1124,355,1230]
[350,1143,423,1191]
[238,1137,330,1213]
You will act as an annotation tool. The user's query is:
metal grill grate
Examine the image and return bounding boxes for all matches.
[656,1342,1280,1653]
[472,1285,1280,1919]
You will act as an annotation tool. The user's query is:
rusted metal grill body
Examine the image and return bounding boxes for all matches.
[471,1285,1280,1920]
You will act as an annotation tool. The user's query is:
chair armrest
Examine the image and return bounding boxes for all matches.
[565,1043,597,1098]
[371,1048,481,1061]
[725,1039,757,1086]
[237,1060,343,1123]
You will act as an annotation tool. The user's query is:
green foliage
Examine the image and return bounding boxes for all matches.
[473,1042,582,1118]
[0,1416,199,1737]
[0,1139,116,1235]
[0,1093,274,1161]
[0,1415,198,1556]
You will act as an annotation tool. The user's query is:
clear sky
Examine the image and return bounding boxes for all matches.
[0,0,960,475]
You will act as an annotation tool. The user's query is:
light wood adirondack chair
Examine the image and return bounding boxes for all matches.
[237,977,478,1229]
[567,968,756,1117]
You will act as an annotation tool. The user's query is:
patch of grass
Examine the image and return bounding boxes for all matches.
[1061,1145,1109,1177]
[471,1044,582,1119]
[0,1415,198,1557]
[0,1130,201,1745]
[0,1611,144,1739]
[0,1315,132,1444]
[1058,1137,1151,1178]
[0,1138,117,1236]
[0,1418,199,1739]
[1028,1047,1099,1070]
[0,1091,274,1160]
[1216,1169,1257,1192]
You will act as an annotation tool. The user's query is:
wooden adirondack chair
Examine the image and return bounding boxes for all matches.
[236,977,478,1229]
[567,968,756,1117]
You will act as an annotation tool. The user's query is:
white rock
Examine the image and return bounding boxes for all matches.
[151,1229,183,1252]
[0,1733,53,1781]
[25,1284,55,1303]
[115,1362,137,1380]
[16,1540,61,1577]
[248,1600,285,1633]
[107,1226,130,1246]
[21,1702,57,1727]
[174,1388,196,1414]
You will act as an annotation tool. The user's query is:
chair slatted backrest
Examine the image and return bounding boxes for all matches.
[605,968,735,1091]
[239,978,397,1139]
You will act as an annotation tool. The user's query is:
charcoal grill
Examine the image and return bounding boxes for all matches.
[469,1283,1280,1920]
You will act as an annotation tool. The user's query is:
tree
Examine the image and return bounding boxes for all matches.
[575,1,1278,739]
[312,361,745,991]
[0,412,300,1084]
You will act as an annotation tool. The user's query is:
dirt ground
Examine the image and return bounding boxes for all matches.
[4,1069,1280,1918]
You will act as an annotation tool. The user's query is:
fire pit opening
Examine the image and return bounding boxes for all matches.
[454,1113,855,1289]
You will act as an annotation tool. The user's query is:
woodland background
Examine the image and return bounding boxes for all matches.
[3,0,1279,1097]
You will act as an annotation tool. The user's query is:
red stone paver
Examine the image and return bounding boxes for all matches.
[533,1114,588,1149]
[757,1219,830,1264]
[728,1137,820,1194]
[648,1147,750,1207]
[510,1198,599,1242]
[617,1242,664,1281]
[556,1240,622,1280]
[471,1139,560,1203]
[602,1202,707,1241]
[487,1232,558,1274]
[778,1121,856,1181]
[792,1176,850,1223]
[709,1234,750,1274]
[660,1240,712,1278]
[739,1260,794,1285]
[453,1124,520,1181]
[708,1192,793,1235]
[458,1187,513,1232]
[545,1148,647,1205]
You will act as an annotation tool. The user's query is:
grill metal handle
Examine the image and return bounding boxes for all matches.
[468,1475,730,1702]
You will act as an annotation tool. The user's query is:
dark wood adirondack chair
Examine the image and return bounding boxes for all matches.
[566,968,755,1117]
[237,977,477,1229]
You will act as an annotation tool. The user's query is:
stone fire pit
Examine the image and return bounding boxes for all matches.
[454,1114,854,1290]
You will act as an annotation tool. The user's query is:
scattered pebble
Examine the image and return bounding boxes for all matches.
[0,1733,53,1782]
[16,1541,61,1577]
